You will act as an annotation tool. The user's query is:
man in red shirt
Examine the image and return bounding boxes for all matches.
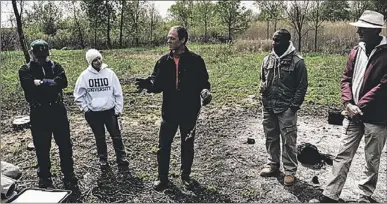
[135,26,212,191]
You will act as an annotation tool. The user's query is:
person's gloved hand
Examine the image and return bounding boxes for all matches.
[42,79,57,86]
[201,89,212,106]
[135,77,152,91]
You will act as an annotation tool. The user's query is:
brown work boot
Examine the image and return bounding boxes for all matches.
[284,175,295,186]
[259,166,279,177]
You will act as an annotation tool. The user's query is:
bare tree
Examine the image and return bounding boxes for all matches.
[217,0,251,40]
[71,1,85,48]
[145,2,159,44]
[119,0,126,48]
[82,0,114,49]
[12,0,29,63]
[195,1,215,42]
[25,1,62,35]
[105,0,112,49]
[255,1,284,39]
[128,0,146,47]
[169,0,193,30]
[350,1,373,21]
[309,0,323,52]
[286,1,310,52]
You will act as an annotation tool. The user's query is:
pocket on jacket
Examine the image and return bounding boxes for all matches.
[280,62,294,72]
[89,97,114,110]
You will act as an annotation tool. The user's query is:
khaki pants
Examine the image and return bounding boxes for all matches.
[323,118,387,200]
[262,108,298,175]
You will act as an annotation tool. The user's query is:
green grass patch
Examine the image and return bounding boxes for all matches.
[1,44,346,113]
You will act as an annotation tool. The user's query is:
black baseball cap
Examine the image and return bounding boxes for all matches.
[30,39,50,57]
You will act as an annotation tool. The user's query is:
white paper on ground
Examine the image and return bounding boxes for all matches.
[11,189,69,203]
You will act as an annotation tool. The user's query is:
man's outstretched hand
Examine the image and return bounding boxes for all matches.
[135,77,152,92]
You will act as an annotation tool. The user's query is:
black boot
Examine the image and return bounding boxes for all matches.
[63,173,78,189]
[153,176,169,191]
[99,158,109,170]
[117,157,129,167]
[181,174,194,187]
[94,133,108,168]
[39,177,54,189]
[112,138,128,167]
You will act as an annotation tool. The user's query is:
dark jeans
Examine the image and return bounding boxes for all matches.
[30,104,74,179]
[157,117,198,181]
[85,108,127,163]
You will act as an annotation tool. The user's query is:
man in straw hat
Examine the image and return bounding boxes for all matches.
[311,10,387,203]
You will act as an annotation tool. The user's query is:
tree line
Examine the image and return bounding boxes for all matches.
[5,0,387,63]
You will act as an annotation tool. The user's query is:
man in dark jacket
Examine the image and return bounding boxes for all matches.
[135,26,212,190]
[259,29,308,186]
[312,10,387,203]
[18,39,77,189]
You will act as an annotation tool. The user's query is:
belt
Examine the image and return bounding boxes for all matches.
[30,101,62,108]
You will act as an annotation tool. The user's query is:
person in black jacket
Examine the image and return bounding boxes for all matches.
[135,26,212,190]
[18,39,77,189]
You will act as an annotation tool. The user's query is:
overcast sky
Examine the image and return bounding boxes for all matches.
[1,1,258,28]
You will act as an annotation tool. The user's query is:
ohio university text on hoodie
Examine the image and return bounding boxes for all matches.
[74,64,123,115]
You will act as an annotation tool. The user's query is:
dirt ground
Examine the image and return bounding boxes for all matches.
[1,104,386,203]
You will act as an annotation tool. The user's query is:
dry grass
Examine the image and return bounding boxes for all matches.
[240,21,387,54]
[233,39,272,52]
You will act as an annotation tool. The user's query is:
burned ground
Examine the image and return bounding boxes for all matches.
[1,95,386,203]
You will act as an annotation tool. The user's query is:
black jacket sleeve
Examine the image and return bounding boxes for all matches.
[149,58,164,93]
[52,62,68,89]
[291,59,308,108]
[41,62,68,89]
[197,56,211,91]
[18,64,35,103]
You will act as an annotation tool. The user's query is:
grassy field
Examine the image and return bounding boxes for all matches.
[1,43,346,118]
[2,44,386,203]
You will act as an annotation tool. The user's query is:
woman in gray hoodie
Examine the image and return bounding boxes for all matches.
[74,49,128,169]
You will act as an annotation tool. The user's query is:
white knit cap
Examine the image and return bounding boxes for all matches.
[85,49,102,64]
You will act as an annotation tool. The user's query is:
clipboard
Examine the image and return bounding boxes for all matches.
[7,188,72,203]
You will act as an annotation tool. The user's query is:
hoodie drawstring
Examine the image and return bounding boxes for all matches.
[277,58,281,79]
[273,58,281,79]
